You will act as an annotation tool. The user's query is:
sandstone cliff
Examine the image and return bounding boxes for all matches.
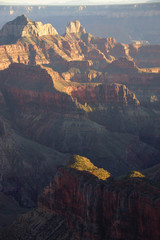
[38,158,160,240]
[129,44,160,68]
[106,57,139,74]
[66,20,86,35]
[0,63,159,178]
[0,15,58,45]
[0,64,76,113]
[66,83,140,107]
[0,15,159,73]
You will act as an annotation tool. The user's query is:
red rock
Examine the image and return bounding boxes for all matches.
[65,83,140,106]
[65,20,86,35]
[91,36,116,56]
[0,64,76,112]
[38,167,160,240]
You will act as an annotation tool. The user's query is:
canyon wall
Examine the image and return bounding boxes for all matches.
[38,166,160,240]
[0,15,160,225]
[66,83,140,106]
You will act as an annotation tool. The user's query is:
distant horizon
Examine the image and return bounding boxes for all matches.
[1,0,159,6]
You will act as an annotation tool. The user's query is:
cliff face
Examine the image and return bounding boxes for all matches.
[0,63,159,178]
[106,57,139,74]
[0,64,76,113]
[38,167,160,240]
[129,44,160,68]
[0,63,140,114]
[66,20,86,35]
[66,83,140,106]
[0,15,58,44]
[4,86,75,113]
[0,15,159,73]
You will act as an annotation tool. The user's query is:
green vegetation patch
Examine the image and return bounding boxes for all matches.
[68,155,110,180]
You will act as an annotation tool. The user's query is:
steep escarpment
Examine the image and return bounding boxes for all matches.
[38,158,160,240]
[129,44,160,68]
[0,15,159,75]
[0,14,58,45]
[66,20,86,35]
[106,57,139,74]
[66,83,140,107]
[0,64,76,113]
[0,63,159,178]
[0,4,160,44]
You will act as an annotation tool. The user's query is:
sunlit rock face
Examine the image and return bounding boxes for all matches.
[0,3,160,44]
[66,83,140,106]
[0,63,76,113]
[0,15,58,43]
[38,159,160,240]
[65,20,86,35]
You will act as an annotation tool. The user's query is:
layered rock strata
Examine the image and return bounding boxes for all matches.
[66,83,140,106]
[38,164,160,240]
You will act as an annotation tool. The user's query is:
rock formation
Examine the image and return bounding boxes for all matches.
[0,15,160,237]
[0,15,58,44]
[129,44,160,68]
[65,20,86,35]
[0,15,159,72]
[38,156,160,240]
[0,4,160,44]
[0,63,159,179]
[66,83,140,106]
[0,63,76,113]
[106,57,139,74]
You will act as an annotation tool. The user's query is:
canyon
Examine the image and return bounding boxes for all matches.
[2,156,160,240]
[0,3,160,44]
[0,13,160,239]
[38,158,160,240]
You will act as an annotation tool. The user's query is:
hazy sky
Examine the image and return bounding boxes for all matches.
[0,0,148,5]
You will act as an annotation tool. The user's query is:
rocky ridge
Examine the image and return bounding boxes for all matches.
[66,83,140,107]
[38,156,160,240]
[0,4,160,44]
[0,15,160,72]
[65,20,86,35]
[0,15,58,45]
[1,157,160,240]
